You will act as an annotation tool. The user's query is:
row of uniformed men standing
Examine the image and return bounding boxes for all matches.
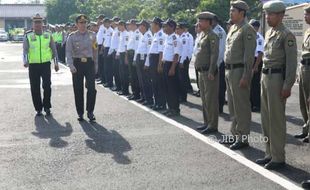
[95,15,196,116]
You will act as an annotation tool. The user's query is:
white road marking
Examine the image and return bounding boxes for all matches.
[60,62,303,190]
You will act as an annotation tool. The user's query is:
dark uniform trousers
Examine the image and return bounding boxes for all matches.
[29,62,52,112]
[119,52,129,94]
[163,61,180,112]
[98,45,105,83]
[127,50,140,97]
[250,57,262,110]
[149,54,166,107]
[103,47,113,87]
[72,58,97,115]
[112,51,121,90]
[178,58,190,102]
[61,43,66,64]
[184,58,193,92]
[56,43,64,63]
[219,61,227,112]
[136,54,153,103]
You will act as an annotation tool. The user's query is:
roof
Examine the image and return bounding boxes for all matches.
[0,4,46,18]
[286,2,309,10]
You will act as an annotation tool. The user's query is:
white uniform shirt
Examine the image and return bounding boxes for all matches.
[108,27,120,54]
[162,33,182,62]
[127,29,141,51]
[213,24,227,67]
[179,32,188,64]
[145,29,165,66]
[186,32,194,59]
[96,24,105,45]
[117,30,129,54]
[104,27,113,48]
[134,30,152,62]
[255,32,264,57]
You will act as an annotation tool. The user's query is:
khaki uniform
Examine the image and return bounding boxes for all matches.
[195,28,219,129]
[299,28,310,136]
[261,23,297,162]
[224,20,256,142]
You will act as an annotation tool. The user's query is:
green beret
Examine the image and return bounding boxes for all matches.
[231,0,249,11]
[197,11,215,20]
[263,1,286,13]
[304,4,310,13]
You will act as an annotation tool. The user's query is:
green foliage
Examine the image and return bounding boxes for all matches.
[45,0,261,26]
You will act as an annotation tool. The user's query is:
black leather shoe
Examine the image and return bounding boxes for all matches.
[264,162,285,170]
[303,136,309,143]
[219,136,236,145]
[78,115,84,121]
[230,141,249,150]
[87,112,96,123]
[255,157,272,165]
[136,98,145,103]
[111,87,118,91]
[196,125,207,130]
[201,127,218,134]
[142,101,153,106]
[128,96,140,100]
[294,133,308,139]
[165,110,180,117]
[44,108,51,116]
[302,180,310,189]
[36,111,43,116]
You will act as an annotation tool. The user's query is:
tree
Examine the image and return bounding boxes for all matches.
[45,0,78,24]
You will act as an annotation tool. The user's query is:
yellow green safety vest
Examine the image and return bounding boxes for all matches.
[27,32,52,64]
[54,32,63,43]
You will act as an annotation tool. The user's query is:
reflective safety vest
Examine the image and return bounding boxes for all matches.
[27,32,52,64]
[53,32,63,43]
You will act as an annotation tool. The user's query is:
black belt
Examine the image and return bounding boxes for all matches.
[262,68,283,74]
[196,67,209,72]
[301,59,310,66]
[225,63,244,70]
[74,57,92,63]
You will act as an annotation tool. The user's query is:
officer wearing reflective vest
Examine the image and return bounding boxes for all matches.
[23,13,59,116]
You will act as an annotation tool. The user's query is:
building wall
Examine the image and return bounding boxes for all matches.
[0,18,5,29]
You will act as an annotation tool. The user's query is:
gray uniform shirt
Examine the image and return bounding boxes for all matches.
[23,31,58,65]
[66,30,98,69]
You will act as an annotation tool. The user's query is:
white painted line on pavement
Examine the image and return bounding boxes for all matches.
[120,95,302,190]
[59,62,302,190]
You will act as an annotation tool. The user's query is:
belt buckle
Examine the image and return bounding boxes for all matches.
[81,58,87,63]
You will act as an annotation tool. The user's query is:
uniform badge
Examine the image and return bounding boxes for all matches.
[93,42,98,50]
[288,39,295,47]
[159,40,163,45]
[159,32,162,37]
[125,36,129,41]
[172,35,177,40]
[182,40,186,45]
[174,41,177,47]
[136,36,139,41]
[31,34,36,41]
[43,33,49,39]
[118,32,120,37]
[148,40,152,45]
[258,40,262,46]
[247,34,253,40]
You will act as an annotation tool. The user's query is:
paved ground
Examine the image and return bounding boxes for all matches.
[0,42,309,190]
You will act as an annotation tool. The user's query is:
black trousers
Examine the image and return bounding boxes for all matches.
[119,52,129,94]
[195,68,199,90]
[218,61,226,111]
[184,58,193,92]
[112,51,121,90]
[103,47,113,87]
[136,54,153,103]
[163,61,180,112]
[178,59,189,102]
[127,50,140,97]
[250,58,262,109]
[62,43,66,63]
[149,54,166,107]
[98,45,105,83]
[72,59,97,115]
[29,63,52,112]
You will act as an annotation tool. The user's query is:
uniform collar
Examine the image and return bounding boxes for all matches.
[202,27,212,35]
[272,22,285,32]
[235,19,246,28]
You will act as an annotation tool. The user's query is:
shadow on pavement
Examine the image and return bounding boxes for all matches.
[80,121,132,165]
[32,115,73,148]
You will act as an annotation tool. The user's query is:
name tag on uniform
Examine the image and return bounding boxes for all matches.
[81,58,87,63]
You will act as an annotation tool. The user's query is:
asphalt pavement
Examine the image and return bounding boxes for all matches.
[0,42,309,190]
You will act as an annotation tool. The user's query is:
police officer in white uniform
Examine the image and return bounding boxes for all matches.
[102,18,114,88]
[162,19,182,117]
[134,20,153,105]
[212,15,227,113]
[249,19,264,112]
